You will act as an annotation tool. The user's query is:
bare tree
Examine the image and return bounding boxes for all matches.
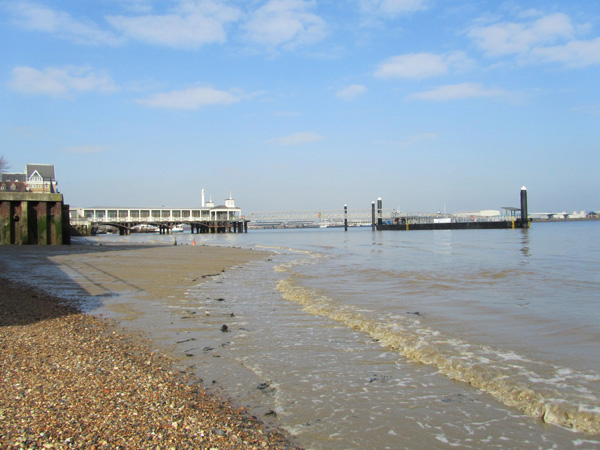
[0,156,8,173]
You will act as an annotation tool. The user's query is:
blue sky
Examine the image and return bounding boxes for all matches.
[1,0,599,214]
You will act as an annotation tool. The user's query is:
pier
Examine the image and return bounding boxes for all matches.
[374,187,531,231]
[69,192,249,236]
[244,188,532,231]
[69,206,248,236]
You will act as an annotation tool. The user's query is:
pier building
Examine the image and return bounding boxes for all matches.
[70,194,248,235]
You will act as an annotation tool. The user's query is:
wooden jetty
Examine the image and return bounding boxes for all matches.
[0,192,70,245]
[374,187,531,231]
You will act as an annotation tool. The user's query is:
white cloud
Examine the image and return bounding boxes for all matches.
[359,0,428,16]
[243,0,327,49]
[374,52,471,79]
[107,1,241,48]
[7,1,120,45]
[532,37,600,68]
[468,13,574,57]
[137,86,240,109]
[10,66,118,96]
[468,12,600,68]
[407,83,504,101]
[336,84,367,100]
[267,131,324,146]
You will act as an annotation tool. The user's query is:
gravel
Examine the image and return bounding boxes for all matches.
[0,276,302,450]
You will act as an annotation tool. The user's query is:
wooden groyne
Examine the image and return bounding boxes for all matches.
[374,187,531,231]
[0,192,70,245]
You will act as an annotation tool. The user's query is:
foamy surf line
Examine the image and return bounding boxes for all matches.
[274,258,600,435]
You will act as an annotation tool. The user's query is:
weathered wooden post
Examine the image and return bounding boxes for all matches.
[520,186,529,228]
[371,201,376,231]
[344,204,348,231]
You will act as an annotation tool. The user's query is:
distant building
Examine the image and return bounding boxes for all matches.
[0,164,58,194]
[567,211,587,219]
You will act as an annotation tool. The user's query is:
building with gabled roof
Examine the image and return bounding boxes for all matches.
[0,164,59,194]
[26,164,58,193]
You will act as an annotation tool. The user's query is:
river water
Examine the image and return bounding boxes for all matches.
[4,221,600,449]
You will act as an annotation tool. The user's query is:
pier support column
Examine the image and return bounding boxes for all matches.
[377,197,383,226]
[32,201,48,244]
[50,202,64,244]
[15,201,29,244]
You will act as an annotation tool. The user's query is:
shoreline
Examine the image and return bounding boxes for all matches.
[0,244,301,449]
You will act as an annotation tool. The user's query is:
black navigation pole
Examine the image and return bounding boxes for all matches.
[520,186,529,228]
[371,202,376,231]
[344,204,348,231]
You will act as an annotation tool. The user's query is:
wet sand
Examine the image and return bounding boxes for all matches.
[0,243,301,449]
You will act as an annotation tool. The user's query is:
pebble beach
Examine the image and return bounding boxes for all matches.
[0,244,302,450]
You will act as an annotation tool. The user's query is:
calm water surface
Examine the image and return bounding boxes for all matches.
[3,222,600,449]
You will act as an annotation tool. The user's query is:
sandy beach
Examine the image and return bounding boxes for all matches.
[0,243,301,449]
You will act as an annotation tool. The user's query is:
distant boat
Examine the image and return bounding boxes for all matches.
[319,219,343,228]
[132,224,159,233]
[172,224,184,233]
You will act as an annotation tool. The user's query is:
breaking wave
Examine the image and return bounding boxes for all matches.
[274,258,600,435]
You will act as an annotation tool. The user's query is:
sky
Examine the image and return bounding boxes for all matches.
[1,0,599,214]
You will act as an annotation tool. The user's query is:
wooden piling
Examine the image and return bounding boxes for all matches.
[371,202,376,231]
[520,186,529,228]
[0,193,69,245]
[344,205,348,231]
